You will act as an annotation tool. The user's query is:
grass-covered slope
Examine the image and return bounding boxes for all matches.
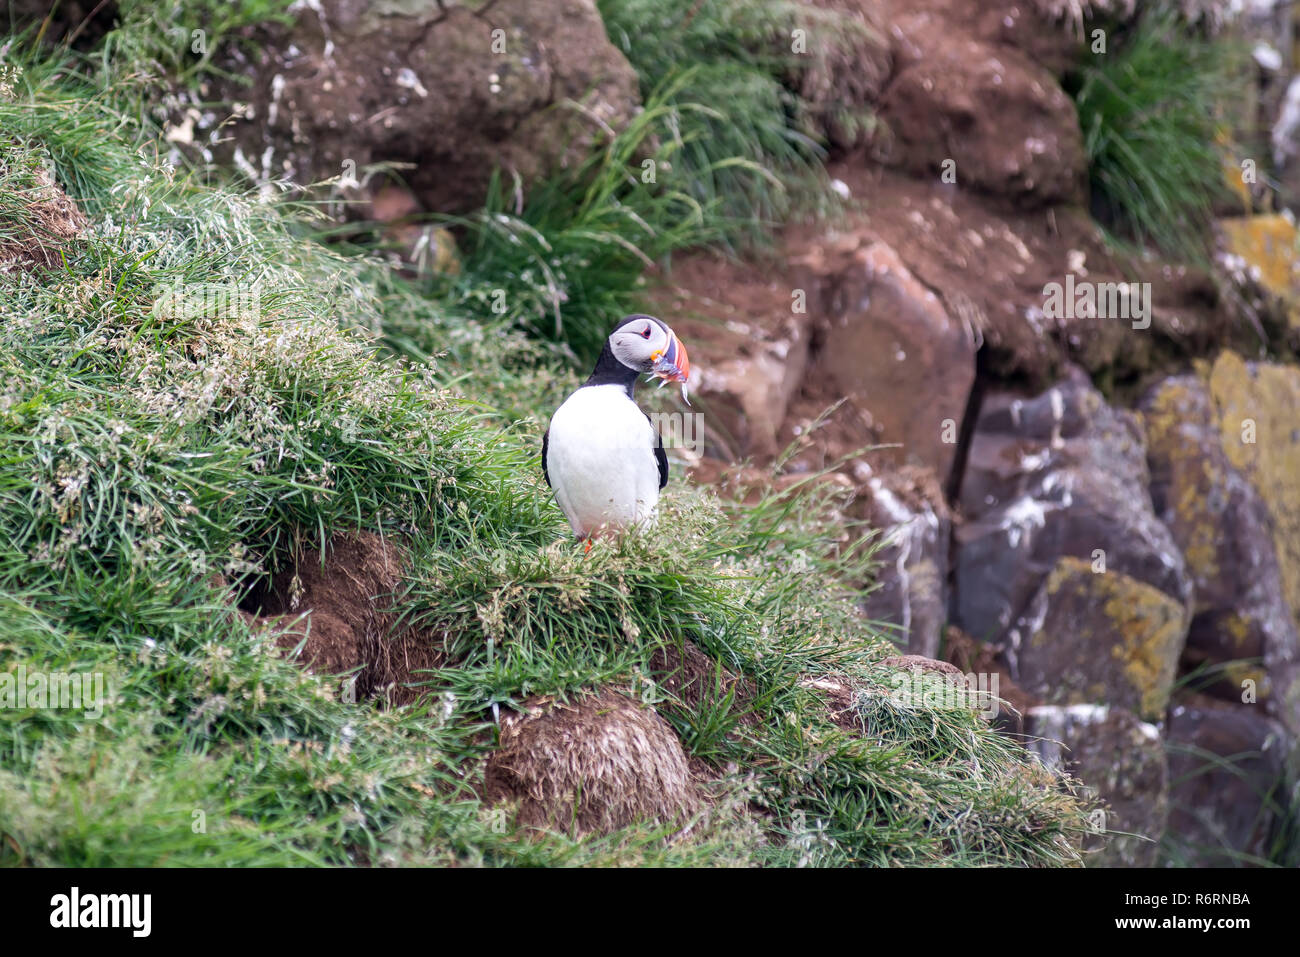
[0,49,1094,867]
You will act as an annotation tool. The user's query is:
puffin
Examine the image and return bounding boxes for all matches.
[543,314,691,544]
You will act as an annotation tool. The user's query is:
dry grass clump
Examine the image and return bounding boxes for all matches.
[0,164,86,270]
[485,690,702,837]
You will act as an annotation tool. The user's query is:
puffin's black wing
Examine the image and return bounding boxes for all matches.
[647,412,668,489]
[541,427,551,488]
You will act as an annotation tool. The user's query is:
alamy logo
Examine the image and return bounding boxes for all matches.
[648,411,704,455]
[49,887,151,937]
[1042,275,1151,329]
[0,666,107,719]
[889,668,1001,720]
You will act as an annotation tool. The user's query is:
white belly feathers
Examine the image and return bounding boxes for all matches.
[546,384,660,538]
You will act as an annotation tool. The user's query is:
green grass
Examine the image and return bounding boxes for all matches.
[0,54,148,211]
[79,0,294,84]
[598,0,863,237]
[0,32,1097,867]
[1070,11,1241,258]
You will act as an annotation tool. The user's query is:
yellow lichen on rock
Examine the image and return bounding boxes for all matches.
[1139,380,1222,593]
[1217,215,1300,327]
[1099,588,1186,720]
[1205,351,1300,626]
[1028,557,1185,719]
[1219,611,1254,652]
[1217,128,1252,215]
[1221,659,1267,696]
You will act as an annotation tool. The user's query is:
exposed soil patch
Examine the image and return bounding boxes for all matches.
[484,690,702,837]
[251,531,443,706]
[0,167,87,271]
[646,639,757,718]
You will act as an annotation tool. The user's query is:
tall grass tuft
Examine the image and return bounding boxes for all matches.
[598,0,859,236]
[1071,11,1241,258]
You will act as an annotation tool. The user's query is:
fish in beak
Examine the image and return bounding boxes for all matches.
[651,329,691,405]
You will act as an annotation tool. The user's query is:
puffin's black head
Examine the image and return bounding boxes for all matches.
[606,314,691,385]
[585,314,692,400]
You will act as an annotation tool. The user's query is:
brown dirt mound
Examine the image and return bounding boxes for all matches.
[0,166,87,271]
[879,654,966,680]
[484,690,702,837]
[255,531,443,706]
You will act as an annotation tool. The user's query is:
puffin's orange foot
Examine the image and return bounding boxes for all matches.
[583,537,593,555]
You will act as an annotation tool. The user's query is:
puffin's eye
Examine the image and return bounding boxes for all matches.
[641,326,652,339]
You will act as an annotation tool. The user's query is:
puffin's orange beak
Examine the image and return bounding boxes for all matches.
[652,331,690,383]
[651,330,691,404]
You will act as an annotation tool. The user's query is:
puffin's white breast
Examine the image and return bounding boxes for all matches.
[546,384,660,538]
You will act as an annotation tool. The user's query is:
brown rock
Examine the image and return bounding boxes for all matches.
[817,165,1234,390]
[799,236,977,486]
[658,253,814,461]
[698,324,812,461]
[873,0,1106,79]
[874,22,1086,206]
[214,0,640,214]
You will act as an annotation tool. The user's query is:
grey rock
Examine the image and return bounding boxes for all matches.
[1026,703,1168,867]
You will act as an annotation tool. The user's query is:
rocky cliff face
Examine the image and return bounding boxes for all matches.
[660,0,1300,865]
[199,0,1295,864]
